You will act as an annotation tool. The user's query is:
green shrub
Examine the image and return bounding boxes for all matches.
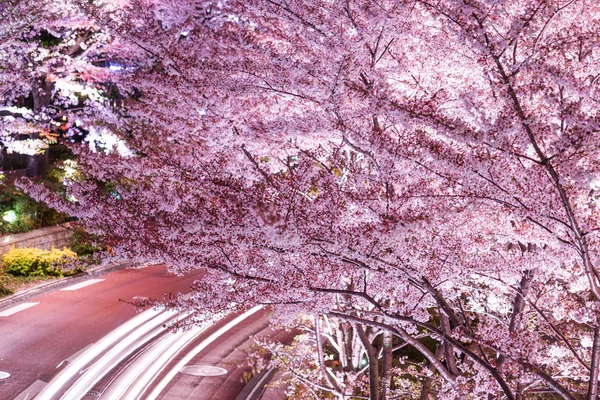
[2,247,78,277]
[0,186,71,235]
[3,248,46,276]
[43,248,79,276]
[70,227,106,260]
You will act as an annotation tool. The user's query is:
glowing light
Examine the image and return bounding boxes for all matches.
[2,210,17,223]
[108,64,123,71]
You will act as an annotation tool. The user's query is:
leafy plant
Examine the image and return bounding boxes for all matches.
[2,247,78,277]
[0,185,71,234]
[0,283,13,297]
[69,227,106,260]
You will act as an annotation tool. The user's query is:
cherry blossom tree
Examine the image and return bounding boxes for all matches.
[10,0,600,398]
[0,0,124,175]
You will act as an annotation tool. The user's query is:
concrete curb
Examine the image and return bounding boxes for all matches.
[0,261,130,312]
[235,367,278,400]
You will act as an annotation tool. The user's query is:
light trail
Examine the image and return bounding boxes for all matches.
[101,322,209,399]
[36,304,263,400]
[59,309,189,400]
[142,305,263,400]
[35,307,172,400]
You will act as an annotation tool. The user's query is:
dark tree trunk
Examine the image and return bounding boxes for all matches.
[419,346,445,400]
[497,270,534,371]
[380,330,392,400]
[357,325,380,400]
[26,151,48,178]
[440,312,459,376]
[26,77,54,177]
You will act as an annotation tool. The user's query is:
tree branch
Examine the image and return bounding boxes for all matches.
[497,270,534,371]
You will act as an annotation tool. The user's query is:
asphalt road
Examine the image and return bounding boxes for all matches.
[0,264,204,399]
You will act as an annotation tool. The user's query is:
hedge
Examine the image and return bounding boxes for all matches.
[2,247,78,277]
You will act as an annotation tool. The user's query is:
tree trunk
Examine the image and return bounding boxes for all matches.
[357,325,380,400]
[439,311,459,376]
[335,321,349,369]
[26,150,48,178]
[27,77,54,178]
[380,330,392,400]
[32,77,54,114]
[315,315,341,393]
[419,346,445,400]
[351,325,362,370]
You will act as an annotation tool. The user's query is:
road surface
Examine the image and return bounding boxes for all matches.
[0,264,202,399]
[0,264,296,400]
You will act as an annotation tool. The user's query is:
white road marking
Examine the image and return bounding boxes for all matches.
[60,279,105,291]
[0,302,39,317]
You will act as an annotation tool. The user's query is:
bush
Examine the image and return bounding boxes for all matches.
[0,186,71,235]
[2,247,78,277]
[43,248,79,276]
[3,248,45,276]
[70,227,106,260]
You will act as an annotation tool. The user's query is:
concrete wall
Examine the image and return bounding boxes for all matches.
[0,226,73,257]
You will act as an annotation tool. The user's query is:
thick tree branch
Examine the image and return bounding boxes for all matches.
[587,325,600,400]
[497,270,534,371]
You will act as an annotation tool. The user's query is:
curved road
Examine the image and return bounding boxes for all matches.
[0,265,292,400]
[0,265,200,399]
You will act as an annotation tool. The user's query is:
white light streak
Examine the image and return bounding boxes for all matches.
[35,308,171,400]
[144,305,263,400]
